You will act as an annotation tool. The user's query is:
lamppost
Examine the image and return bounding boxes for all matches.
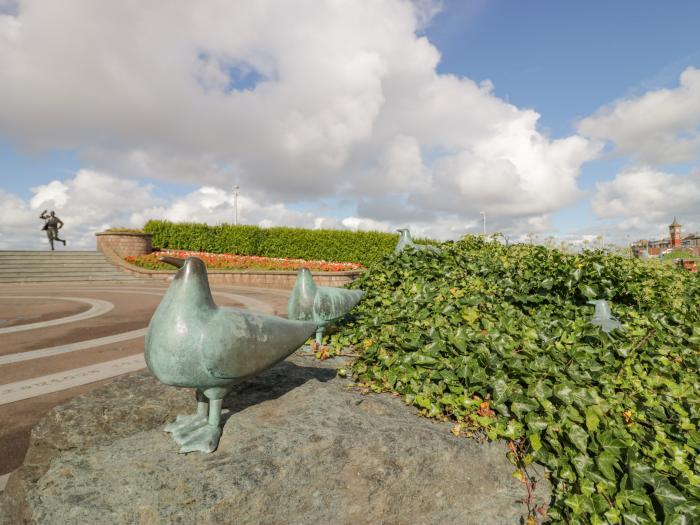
[234,185,240,226]
[479,211,486,235]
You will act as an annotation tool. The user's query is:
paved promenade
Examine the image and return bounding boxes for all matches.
[0,280,292,490]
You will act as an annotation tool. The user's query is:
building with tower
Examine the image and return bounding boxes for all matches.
[669,217,682,248]
[632,217,700,259]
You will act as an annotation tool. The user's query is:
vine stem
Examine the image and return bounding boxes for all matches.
[616,329,656,380]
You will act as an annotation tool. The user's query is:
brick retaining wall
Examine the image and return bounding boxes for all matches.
[96,232,152,258]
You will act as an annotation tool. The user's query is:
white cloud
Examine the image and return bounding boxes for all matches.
[590,166,700,240]
[578,67,700,164]
[0,172,392,249]
[0,0,599,236]
[2,165,575,250]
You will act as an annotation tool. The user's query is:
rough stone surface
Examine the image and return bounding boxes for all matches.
[1,355,550,525]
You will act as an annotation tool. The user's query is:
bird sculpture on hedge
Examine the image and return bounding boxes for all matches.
[145,256,317,453]
[394,228,441,254]
[287,268,364,344]
[588,299,622,333]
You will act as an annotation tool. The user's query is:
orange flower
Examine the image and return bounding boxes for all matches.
[132,249,366,272]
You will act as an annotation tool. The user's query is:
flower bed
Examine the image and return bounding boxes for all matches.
[124,250,365,272]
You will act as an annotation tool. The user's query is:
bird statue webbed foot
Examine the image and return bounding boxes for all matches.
[174,423,222,454]
[164,390,225,453]
[164,413,209,436]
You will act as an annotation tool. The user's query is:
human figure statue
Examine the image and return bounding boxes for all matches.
[39,210,67,251]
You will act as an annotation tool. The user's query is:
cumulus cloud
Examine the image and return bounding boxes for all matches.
[578,67,700,165]
[0,0,600,236]
[0,171,322,249]
[590,166,700,240]
[0,171,442,249]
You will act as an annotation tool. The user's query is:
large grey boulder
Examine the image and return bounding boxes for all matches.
[1,355,550,525]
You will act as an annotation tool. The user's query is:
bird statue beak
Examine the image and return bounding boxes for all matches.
[160,256,185,268]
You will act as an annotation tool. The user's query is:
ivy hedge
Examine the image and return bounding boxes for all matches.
[143,220,435,267]
[332,236,700,524]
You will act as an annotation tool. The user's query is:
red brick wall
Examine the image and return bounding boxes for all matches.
[96,233,152,258]
[681,260,698,273]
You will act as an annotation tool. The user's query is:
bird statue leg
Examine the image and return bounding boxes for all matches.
[164,390,208,436]
[170,387,226,454]
[315,326,324,344]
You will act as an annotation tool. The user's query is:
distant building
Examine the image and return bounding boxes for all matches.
[682,231,700,250]
[632,218,700,260]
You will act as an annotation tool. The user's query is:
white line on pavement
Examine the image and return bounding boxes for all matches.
[6,288,276,315]
[0,292,274,366]
[0,354,146,406]
[91,287,278,313]
[217,292,275,314]
[0,328,147,365]
[0,297,114,334]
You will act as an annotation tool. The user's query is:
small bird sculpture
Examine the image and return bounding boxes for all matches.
[394,228,441,254]
[287,268,364,344]
[145,256,317,453]
[588,299,622,333]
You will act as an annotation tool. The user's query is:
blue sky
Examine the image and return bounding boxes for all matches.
[424,0,700,236]
[429,1,700,133]
[1,1,700,248]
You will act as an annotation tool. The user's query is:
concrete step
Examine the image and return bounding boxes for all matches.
[0,251,144,283]
[0,251,105,257]
[0,257,108,262]
[0,259,109,265]
[0,270,122,277]
[0,255,110,260]
[0,275,141,283]
[0,264,117,271]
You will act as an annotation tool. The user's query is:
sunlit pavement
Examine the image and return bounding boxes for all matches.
[0,280,292,489]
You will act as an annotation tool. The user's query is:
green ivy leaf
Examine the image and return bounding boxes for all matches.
[567,423,589,453]
[585,406,600,432]
[571,453,593,477]
[597,451,618,480]
[653,481,687,515]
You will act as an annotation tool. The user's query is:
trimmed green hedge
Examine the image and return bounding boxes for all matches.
[143,220,436,267]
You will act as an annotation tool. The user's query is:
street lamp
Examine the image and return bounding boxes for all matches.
[234,185,240,226]
[479,211,486,235]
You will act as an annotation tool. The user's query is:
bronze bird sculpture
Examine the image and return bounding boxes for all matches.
[588,299,622,333]
[287,268,364,344]
[145,256,317,453]
[394,228,441,254]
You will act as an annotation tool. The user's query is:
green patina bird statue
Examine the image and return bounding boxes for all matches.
[287,268,364,344]
[394,228,441,254]
[145,256,317,453]
[588,299,622,333]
